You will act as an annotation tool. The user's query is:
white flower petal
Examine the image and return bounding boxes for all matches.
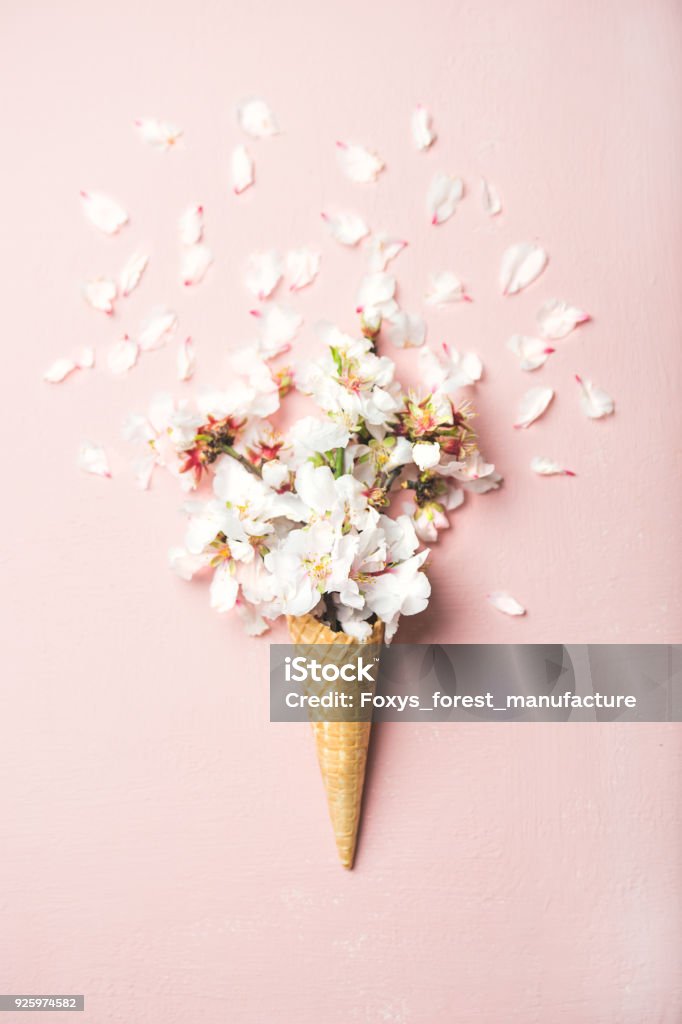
[336,140,384,183]
[386,311,426,348]
[537,299,591,339]
[500,242,548,296]
[232,144,254,194]
[411,105,436,150]
[506,334,555,371]
[251,303,302,357]
[75,347,95,369]
[481,178,502,216]
[576,375,614,419]
[80,190,128,234]
[78,441,111,478]
[82,277,116,315]
[514,386,554,429]
[428,173,463,225]
[138,307,177,351]
[44,358,77,383]
[356,272,396,316]
[321,210,369,246]
[412,441,441,471]
[177,336,196,381]
[425,270,469,305]
[181,243,212,286]
[179,204,203,245]
[286,248,320,291]
[530,456,575,477]
[366,233,408,273]
[488,591,526,616]
[237,98,279,138]
[119,252,149,297]
[245,250,283,299]
[289,417,350,456]
[210,564,239,613]
[133,118,182,150]
[107,335,139,375]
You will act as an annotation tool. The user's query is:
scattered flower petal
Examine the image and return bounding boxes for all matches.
[500,242,548,295]
[181,243,213,286]
[411,105,436,150]
[119,252,149,297]
[232,144,254,194]
[82,277,116,315]
[78,441,111,478]
[178,337,196,381]
[43,347,94,384]
[366,234,408,272]
[425,270,469,305]
[481,178,502,216]
[80,190,128,234]
[138,307,177,351]
[336,141,384,183]
[179,204,203,245]
[356,272,397,318]
[537,299,591,339]
[245,250,283,299]
[133,118,182,150]
[428,173,463,225]
[506,334,555,371]
[530,456,576,477]
[488,591,526,616]
[386,311,426,348]
[107,335,139,375]
[576,375,614,419]
[286,248,320,291]
[237,98,279,138]
[321,210,369,246]
[419,343,482,391]
[251,303,302,357]
[514,386,554,429]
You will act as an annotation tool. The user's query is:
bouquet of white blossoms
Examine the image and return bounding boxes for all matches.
[126,312,498,865]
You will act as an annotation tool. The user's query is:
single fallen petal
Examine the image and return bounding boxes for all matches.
[179,204,203,245]
[488,591,526,616]
[481,178,502,216]
[366,233,408,273]
[251,303,302,357]
[245,250,283,299]
[321,210,369,246]
[336,140,384,183]
[181,243,213,286]
[286,248,320,291]
[107,335,139,374]
[75,347,95,369]
[500,242,548,295]
[576,375,614,419]
[425,270,469,305]
[80,190,128,234]
[178,336,196,381]
[119,252,149,297]
[506,334,555,371]
[356,272,396,317]
[133,118,182,150]
[427,173,464,225]
[387,311,426,348]
[537,299,591,339]
[411,105,436,150]
[514,386,554,429]
[237,98,279,138]
[78,441,111,478]
[530,456,575,477]
[44,357,77,383]
[138,307,177,351]
[232,144,254,194]
[82,277,116,315]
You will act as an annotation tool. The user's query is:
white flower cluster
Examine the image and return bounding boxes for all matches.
[125,319,499,640]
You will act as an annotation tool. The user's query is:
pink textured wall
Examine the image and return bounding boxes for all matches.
[1,0,681,1021]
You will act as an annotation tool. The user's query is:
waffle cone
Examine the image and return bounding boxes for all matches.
[287,613,384,869]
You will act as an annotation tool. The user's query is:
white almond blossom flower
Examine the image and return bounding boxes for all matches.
[265,521,356,616]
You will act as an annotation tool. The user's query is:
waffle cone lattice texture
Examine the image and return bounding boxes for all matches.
[286,613,384,869]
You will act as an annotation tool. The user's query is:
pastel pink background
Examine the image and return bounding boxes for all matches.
[1,0,681,1021]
